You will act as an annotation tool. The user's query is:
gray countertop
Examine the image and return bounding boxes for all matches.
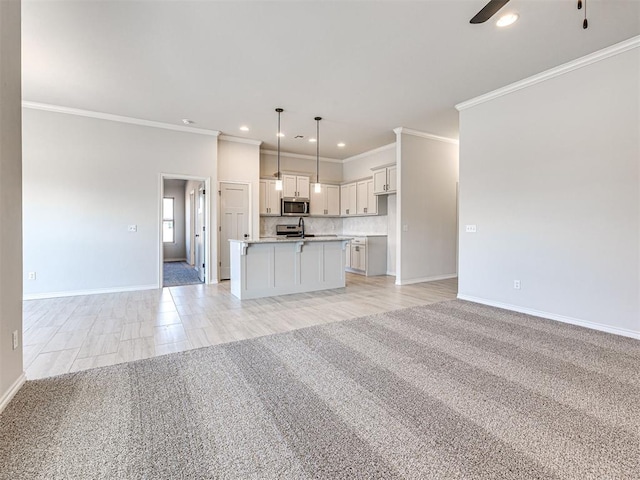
[230,236,353,244]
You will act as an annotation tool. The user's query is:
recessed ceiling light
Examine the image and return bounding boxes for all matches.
[337,142,346,148]
[182,119,195,125]
[239,125,249,132]
[496,13,519,27]
[308,138,317,143]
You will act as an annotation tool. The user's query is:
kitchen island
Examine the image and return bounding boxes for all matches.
[229,236,351,300]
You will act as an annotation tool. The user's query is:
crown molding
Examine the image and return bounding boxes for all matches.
[456,35,640,111]
[393,127,458,145]
[219,134,262,146]
[22,101,221,136]
[342,142,396,163]
[260,149,343,164]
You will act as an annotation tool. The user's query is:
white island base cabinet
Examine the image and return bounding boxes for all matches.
[230,238,351,300]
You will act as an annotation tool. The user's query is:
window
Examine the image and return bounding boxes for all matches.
[163,197,175,243]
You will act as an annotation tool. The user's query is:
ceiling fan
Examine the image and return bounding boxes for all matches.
[469,0,589,28]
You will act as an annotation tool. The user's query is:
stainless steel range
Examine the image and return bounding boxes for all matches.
[276,224,313,238]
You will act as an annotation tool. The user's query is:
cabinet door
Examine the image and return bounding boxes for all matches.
[356,181,368,215]
[351,244,366,271]
[309,185,325,216]
[340,185,350,215]
[350,245,360,270]
[282,175,297,197]
[326,185,340,215]
[366,179,377,215]
[387,166,397,193]
[268,181,281,215]
[373,169,387,195]
[259,180,268,215]
[347,183,357,215]
[296,176,310,198]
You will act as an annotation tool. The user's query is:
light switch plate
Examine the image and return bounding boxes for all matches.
[128,225,138,232]
[465,225,477,233]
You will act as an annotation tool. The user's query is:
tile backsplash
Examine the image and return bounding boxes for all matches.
[260,217,342,237]
[342,216,388,235]
[260,215,388,237]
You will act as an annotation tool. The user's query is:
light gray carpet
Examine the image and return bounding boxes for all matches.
[1,300,639,479]
[163,261,202,287]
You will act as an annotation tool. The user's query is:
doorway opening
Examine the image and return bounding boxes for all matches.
[160,175,209,287]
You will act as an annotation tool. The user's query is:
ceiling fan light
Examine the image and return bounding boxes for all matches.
[496,13,519,27]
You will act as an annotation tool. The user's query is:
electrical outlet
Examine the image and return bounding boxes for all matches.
[12,330,19,350]
[402,224,409,232]
[128,225,137,232]
[465,225,477,233]
[514,280,521,290]
[28,272,36,280]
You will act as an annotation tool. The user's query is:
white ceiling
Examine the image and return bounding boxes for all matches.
[22,0,640,159]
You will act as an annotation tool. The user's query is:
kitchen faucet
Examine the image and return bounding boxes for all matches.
[298,217,305,238]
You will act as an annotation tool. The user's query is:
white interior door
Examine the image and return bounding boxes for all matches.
[189,190,196,266]
[195,184,206,282]
[220,182,249,280]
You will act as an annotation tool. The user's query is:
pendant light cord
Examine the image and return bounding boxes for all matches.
[315,117,321,184]
[276,108,283,180]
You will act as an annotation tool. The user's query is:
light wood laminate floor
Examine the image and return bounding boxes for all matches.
[23,274,458,379]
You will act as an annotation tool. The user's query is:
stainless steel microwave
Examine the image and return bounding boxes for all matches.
[281,197,309,216]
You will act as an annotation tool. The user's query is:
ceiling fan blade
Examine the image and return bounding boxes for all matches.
[470,0,512,24]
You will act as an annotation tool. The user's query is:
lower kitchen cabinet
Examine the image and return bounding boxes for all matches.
[345,235,387,276]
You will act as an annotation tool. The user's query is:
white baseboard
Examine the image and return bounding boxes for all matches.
[0,372,26,414]
[457,294,640,340]
[164,258,187,262]
[23,284,159,300]
[396,274,457,286]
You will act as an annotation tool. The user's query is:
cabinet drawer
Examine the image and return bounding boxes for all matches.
[351,237,366,245]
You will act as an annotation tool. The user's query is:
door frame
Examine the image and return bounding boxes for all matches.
[159,174,211,287]
[218,180,252,281]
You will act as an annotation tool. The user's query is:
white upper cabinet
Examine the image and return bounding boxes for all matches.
[283,174,310,198]
[259,179,281,215]
[310,184,340,216]
[341,183,357,216]
[341,178,378,216]
[356,181,368,215]
[326,185,340,215]
[366,179,377,215]
[372,165,397,194]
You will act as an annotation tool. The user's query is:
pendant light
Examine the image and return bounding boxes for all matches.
[275,108,283,191]
[314,116,322,193]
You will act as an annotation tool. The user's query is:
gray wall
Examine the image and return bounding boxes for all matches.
[458,46,639,337]
[342,144,395,181]
[397,132,459,284]
[0,0,23,408]
[261,152,343,184]
[220,139,261,240]
[163,179,187,261]
[22,109,218,297]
